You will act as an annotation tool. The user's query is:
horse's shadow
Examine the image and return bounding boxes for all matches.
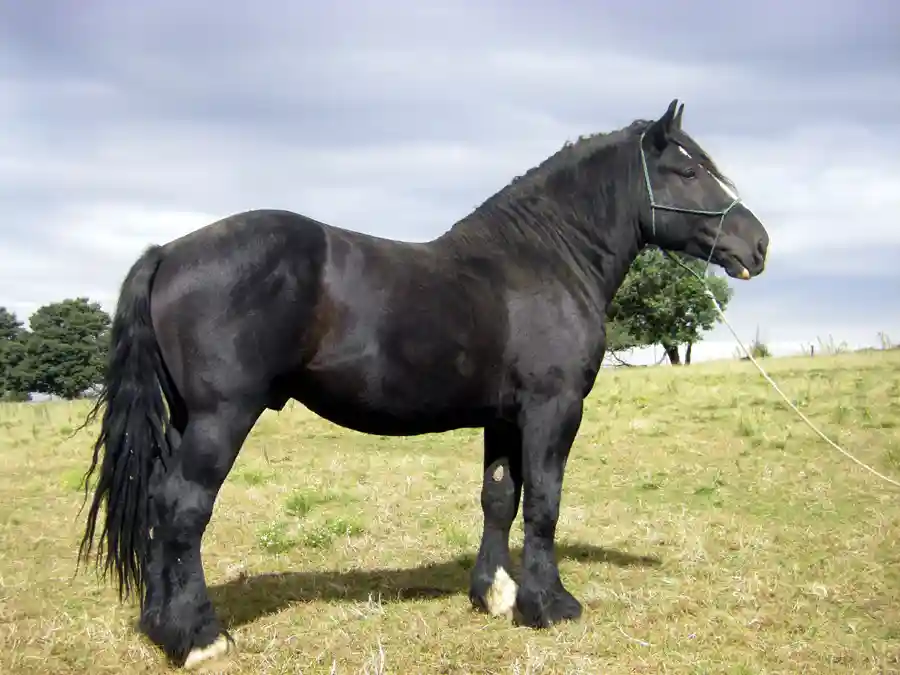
[209,543,662,629]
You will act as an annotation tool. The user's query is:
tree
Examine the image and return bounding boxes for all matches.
[21,298,111,399]
[607,248,733,365]
[0,307,30,400]
[605,317,640,353]
[0,307,22,342]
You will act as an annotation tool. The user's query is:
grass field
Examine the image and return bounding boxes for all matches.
[1,350,899,674]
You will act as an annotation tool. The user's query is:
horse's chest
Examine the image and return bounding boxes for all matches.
[504,294,599,387]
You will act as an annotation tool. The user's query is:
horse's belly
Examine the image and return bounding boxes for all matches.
[293,363,494,436]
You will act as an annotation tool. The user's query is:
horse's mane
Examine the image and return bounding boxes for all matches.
[435,113,739,314]
[444,119,652,254]
[478,119,651,211]
[447,115,735,251]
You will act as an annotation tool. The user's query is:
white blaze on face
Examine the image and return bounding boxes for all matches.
[677,144,740,202]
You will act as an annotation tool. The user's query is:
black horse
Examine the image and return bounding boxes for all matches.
[78,100,769,669]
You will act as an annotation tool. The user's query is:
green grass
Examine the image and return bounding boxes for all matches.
[1,350,899,673]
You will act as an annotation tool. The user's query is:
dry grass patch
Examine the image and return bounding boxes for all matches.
[1,350,899,673]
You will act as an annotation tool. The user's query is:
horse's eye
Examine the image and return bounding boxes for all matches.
[683,167,696,179]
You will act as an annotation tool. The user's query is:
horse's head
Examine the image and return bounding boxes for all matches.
[638,99,769,280]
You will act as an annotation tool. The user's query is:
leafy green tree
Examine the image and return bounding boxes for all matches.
[21,298,111,399]
[607,248,733,365]
[0,307,21,342]
[0,307,30,400]
[605,317,639,353]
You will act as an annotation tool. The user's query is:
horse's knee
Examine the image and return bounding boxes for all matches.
[150,471,216,541]
[480,458,520,525]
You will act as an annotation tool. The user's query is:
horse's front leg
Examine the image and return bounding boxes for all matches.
[469,420,523,618]
[514,393,584,628]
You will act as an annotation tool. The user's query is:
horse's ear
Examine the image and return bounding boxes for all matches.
[673,102,685,130]
[646,99,679,151]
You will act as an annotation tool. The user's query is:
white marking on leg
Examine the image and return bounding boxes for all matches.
[484,566,518,619]
[184,635,231,671]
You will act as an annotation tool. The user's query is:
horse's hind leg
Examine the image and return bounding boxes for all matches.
[469,420,523,618]
[139,397,263,669]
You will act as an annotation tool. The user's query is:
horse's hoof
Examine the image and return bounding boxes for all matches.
[514,583,583,629]
[183,634,233,671]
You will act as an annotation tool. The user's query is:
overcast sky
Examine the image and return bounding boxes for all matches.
[2,1,898,363]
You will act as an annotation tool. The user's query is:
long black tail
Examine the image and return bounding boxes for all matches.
[78,244,172,606]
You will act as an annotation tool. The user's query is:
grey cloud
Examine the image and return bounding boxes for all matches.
[4,0,897,149]
[1,0,898,344]
[483,0,900,74]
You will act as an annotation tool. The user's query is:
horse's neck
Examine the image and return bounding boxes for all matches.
[439,195,643,313]
[529,196,644,312]
[587,219,644,306]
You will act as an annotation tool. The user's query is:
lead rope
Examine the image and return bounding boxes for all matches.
[639,133,900,489]
[666,252,900,489]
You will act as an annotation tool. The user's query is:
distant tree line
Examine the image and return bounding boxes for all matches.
[0,298,110,401]
[0,250,731,400]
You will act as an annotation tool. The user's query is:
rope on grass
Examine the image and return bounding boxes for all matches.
[666,251,900,490]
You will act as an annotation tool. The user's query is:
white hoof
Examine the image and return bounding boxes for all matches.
[484,566,518,619]
[183,635,232,671]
